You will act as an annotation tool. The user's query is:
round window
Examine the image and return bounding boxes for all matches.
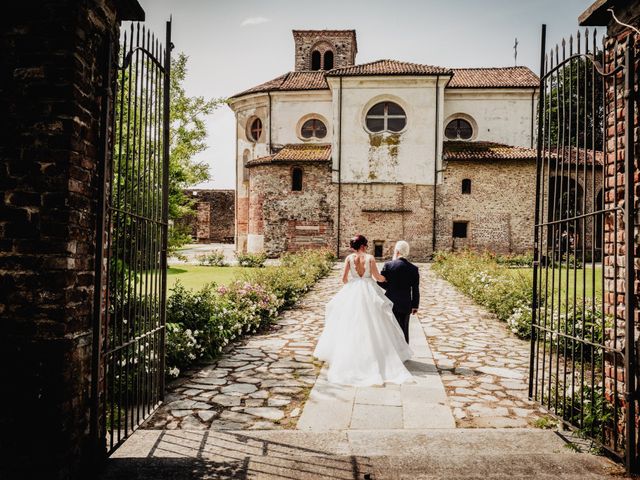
[365,101,406,133]
[445,118,473,140]
[301,119,327,139]
[248,118,263,142]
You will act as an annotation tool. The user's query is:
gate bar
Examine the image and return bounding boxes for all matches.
[530,23,546,399]
[159,19,172,400]
[623,32,636,474]
[91,33,113,455]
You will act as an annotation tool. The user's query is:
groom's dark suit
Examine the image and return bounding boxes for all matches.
[378,258,420,343]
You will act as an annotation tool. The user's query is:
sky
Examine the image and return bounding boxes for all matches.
[137,0,597,189]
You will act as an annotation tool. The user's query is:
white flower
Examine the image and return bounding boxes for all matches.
[188,353,196,360]
[168,366,180,377]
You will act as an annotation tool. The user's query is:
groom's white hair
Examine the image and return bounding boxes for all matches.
[394,240,410,258]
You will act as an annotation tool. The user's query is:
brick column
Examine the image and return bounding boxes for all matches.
[0,1,142,478]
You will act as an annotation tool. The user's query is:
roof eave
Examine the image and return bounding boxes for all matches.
[326,71,452,78]
[578,0,615,25]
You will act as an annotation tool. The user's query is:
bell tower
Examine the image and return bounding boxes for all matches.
[292,30,357,71]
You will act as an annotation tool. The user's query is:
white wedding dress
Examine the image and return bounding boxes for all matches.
[313,253,413,386]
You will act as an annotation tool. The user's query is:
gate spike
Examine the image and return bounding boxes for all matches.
[122,30,127,66]
[577,30,581,54]
[584,29,588,54]
[569,34,574,56]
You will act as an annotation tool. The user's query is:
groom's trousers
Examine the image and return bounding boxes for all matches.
[392,308,410,344]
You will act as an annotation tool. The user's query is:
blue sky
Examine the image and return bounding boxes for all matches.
[137,0,596,189]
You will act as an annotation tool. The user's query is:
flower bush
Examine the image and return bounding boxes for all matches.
[433,250,533,329]
[235,251,267,267]
[433,251,607,344]
[197,250,227,266]
[165,248,335,378]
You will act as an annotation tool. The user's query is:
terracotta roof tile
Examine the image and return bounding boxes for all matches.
[448,67,539,88]
[444,141,537,160]
[247,143,331,167]
[444,141,604,165]
[546,146,604,166]
[231,72,328,98]
[327,59,451,76]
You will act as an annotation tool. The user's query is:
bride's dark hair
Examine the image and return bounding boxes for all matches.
[350,234,368,250]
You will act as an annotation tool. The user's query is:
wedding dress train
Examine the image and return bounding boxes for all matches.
[313,253,413,386]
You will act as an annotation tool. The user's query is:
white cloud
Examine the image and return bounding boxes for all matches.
[240,16,270,27]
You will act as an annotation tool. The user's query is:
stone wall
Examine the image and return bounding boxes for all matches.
[247,162,337,256]
[0,1,140,478]
[338,183,434,261]
[437,159,603,254]
[181,190,235,243]
[293,30,357,71]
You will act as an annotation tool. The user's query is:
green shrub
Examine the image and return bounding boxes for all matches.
[236,251,267,267]
[164,248,335,378]
[197,250,227,266]
[496,252,534,268]
[433,250,533,337]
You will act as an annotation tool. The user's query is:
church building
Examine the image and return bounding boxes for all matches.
[228,29,602,260]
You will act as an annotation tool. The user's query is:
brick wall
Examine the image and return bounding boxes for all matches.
[338,183,434,261]
[180,189,235,243]
[247,162,337,256]
[599,21,640,453]
[438,159,603,254]
[242,159,573,260]
[0,1,138,478]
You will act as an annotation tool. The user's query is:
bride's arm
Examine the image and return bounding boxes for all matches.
[341,256,350,284]
[369,257,386,282]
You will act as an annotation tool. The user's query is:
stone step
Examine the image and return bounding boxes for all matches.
[102,428,624,479]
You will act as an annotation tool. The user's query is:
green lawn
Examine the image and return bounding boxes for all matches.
[519,264,603,304]
[167,265,258,292]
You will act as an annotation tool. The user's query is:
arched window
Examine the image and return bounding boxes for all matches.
[248,118,262,142]
[461,179,471,194]
[445,118,473,140]
[301,118,327,139]
[365,101,406,133]
[311,50,321,71]
[292,168,303,191]
[324,51,334,70]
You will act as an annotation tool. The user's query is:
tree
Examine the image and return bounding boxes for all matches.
[168,53,226,252]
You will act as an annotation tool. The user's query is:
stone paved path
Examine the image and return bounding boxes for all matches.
[107,262,623,479]
[298,316,455,430]
[420,265,547,427]
[143,265,343,431]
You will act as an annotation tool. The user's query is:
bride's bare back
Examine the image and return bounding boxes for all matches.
[342,252,386,283]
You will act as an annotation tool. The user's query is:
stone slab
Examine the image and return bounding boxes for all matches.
[349,404,403,430]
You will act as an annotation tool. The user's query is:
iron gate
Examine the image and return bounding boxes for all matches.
[91,20,172,455]
[529,25,637,470]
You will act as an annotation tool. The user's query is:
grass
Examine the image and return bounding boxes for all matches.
[516,264,603,304]
[167,265,259,291]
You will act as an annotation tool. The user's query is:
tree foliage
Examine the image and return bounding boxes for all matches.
[168,53,227,251]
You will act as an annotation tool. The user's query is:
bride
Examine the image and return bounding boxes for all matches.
[313,234,413,386]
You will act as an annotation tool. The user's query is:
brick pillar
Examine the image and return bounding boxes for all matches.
[589,7,640,455]
[0,1,142,478]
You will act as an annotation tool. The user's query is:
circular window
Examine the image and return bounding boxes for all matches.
[445,118,473,140]
[301,119,327,139]
[247,118,263,142]
[365,101,406,133]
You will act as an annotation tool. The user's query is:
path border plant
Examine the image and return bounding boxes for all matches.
[165,249,335,378]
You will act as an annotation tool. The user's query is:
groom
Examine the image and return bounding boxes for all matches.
[378,240,419,343]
